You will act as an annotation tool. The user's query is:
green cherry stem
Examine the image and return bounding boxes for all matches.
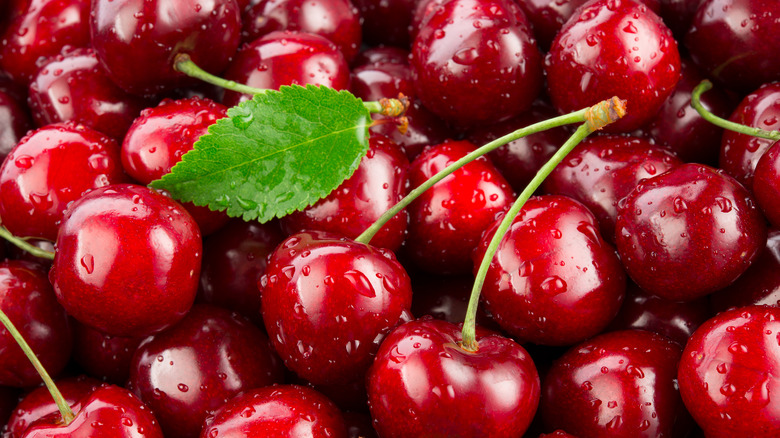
[0,308,75,424]
[691,80,780,141]
[0,226,55,260]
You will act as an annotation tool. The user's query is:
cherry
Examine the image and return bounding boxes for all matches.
[474,195,626,346]
[71,321,143,385]
[684,0,780,93]
[90,0,242,96]
[50,184,201,337]
[403,140,514,274]
[656,0,701,38]
[543,135,682,242]
[0,260,72,388]
[678,305,780,437]
[127,305,284,438]
[27,48,149,141]
[754,141,780,228]
[540,329,690,437]
[200,385,348,438]
[366,318,540,437]
[515,0,591,51]
[352,47,410,67]
[545,0,681,132]
[281,134,410,252]
[222,31,350,107]
[615,163,767,301]
[260,230,413,386]
[0,91,33,163]
[0,123,128,241]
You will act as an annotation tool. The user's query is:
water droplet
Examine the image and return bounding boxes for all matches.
[236,196,257,210]
[342,270,376,298]
[540,276,567,295]
[673,196,687,213]
[80,254,95,274]
[14,155,33,169]
[453,47,479,65]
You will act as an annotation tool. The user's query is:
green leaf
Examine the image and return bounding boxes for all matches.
[150,84,371,222]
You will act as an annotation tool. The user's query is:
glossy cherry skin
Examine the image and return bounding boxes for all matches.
[0,123,128,241]
[678,306,780,437]
[281,135,409,251]
[685,0,780,93]
[260,230,413,386]
[22,384,163,437]
[753,141,780,228]
[541,330,689,437]
[475,195,626,346]
[200,385,347,438]
[71,321,143,385]
[222,31,350,107]
[127,305,284,438]
[50,184,202,337]
[0,90,33,162]
[0,0,91,85]
[90,0,241,95]
[404,140,515,274]
[366,318,540,438]
[545,0,681,132]
[719,82,780,190]
[27,48,149,141]
[411,0,543,127]
[543,135,682,242]
[615,164,767,301]
[0,260,72,388]
[241,0,361,63]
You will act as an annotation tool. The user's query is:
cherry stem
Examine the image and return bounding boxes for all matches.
[691,80,780,141]
[0,308,75,424]
[173,54,405,116]
[0,227,55,260]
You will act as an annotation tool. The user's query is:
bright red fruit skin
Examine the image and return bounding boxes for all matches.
[71,321,143,385]
[199,385,347,438]
[615,163,767,301]
[0,123,128,241]
[545,0,680,132]
[0,261,72,388]
[752,141,780,228]
[366,318,540,438]
[0,90,33,162]
[90,0,241,95]
[475,195,626,346]
[260,231,413,386]
[678,306,780,438]
[541,330,689,437]
[128,305,284,438]
[281,135,409,251]
[411,0,543,127]
[50,184,202,337]
[404,140,515,274]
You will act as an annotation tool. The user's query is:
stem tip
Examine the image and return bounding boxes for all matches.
[585,97,627,131]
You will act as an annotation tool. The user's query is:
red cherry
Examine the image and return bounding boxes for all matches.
[0,90,33,162]
[50,184,202,337]
[366,318,540,438]
[753,141,780,228]
[71,321,143,385]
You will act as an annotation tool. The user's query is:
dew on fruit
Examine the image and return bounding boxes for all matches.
[80,254,95,274]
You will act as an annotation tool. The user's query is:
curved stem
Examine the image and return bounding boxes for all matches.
[691,80,780,141]
[0,308,75,424]
[0,227,54,260]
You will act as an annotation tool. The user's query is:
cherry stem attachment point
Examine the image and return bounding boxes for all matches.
[691,80,780,141]
[0,227,55,260]
[0,308,75,424]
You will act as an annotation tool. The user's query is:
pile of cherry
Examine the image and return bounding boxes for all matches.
[0,0,779,436]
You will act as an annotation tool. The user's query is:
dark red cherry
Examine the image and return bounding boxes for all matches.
[410,274,500,331]
[342,412,377,438]
[545,0,681,132]
[474,195,626,346]
[0,0,91,85]
[241,0,361,63]
[719,82,780,190]
[0,123,128,241]
[541,330,690,437]
[0,90,33,162]
[281,135,409,251]
[200,385,348,438]
[678,306,780,438]
[685,0,780,93]
[22,384,163,437]
[50,184,202,337]
[366,318,540,438]
[656,0,701,38]
[352,47,410,67]
[411,0,543,127]
[260,231,413,386]
[754,141,780,228]
[0,260,72,388]
[404,140,515,274]
[27,48,149,141]
[71,321,143,385]
[615,163,767,301]
[222,31,350,107]
[128,305,284,438]
[515,0,590,51]
[543,135,682,242]
[90,0,241,95]
[351,0,416,47]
